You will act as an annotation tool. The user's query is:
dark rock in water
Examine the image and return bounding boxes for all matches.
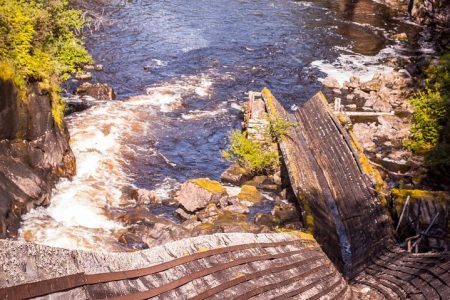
[175,207,194,221]
[76,82,116,100]
[65,96,97,115]
[0,79,76,238]
[129,188,161,205]
[118,231,149,250]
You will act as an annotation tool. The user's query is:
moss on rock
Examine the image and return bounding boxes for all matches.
[276,228,317,243]
[190,178,227,195]
[237,185,263,203]
[391,188,449,206]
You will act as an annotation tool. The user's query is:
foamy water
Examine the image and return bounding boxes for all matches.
[311,45,405,86]
[19,73,214,251]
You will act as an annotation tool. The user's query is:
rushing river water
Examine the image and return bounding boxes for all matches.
[20,0,420,251]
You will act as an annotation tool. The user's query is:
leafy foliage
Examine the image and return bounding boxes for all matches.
[265,115,296,143]
[222,130,280,175]
[0,0,92,126]
[404,52,450,169]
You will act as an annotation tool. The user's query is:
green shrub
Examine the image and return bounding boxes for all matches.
[222,130,280,175]
[404,52,450,169]
[0,0,92,126]
[404,89,446,153]
[265,115,296,143]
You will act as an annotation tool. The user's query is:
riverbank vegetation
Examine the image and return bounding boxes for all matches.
[0,0,91,126]
[404,52,450,173]
[223,115,295,175]
[222,130,280,175]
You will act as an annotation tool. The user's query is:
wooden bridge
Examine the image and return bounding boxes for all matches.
[0,89,448,299]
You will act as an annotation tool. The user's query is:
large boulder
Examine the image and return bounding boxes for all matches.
[176,178,227,212]
[76,82,116,100]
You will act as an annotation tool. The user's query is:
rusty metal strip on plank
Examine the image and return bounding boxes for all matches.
[234,262,332,300]
[0,239,305,300]
[104,248,308,300]
[270,271,335,300]
[189,252,322,300]
[0,273,87,300]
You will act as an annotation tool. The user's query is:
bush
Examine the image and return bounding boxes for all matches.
[265,115,296,143]
[0,0,92,126]
[404,52,450,170]
[222,130,280,175]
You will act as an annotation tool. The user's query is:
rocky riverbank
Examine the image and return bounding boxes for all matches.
[322,70,422,187]
[0,79,76,239]
[112,172,302,250]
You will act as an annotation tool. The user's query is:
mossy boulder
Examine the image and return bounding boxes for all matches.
[237,185,263,203]
[191,178,227,194]
[176,178,227,212]
[244,175,280,191]
[220,163,250,185]
[213,210,260,233]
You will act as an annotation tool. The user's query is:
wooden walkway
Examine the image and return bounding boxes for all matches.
[0,233,351,300]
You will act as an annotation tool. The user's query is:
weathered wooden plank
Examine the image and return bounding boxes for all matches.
[261,88,391,278]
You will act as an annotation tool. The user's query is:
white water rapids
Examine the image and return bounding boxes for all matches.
[19,73,214,251]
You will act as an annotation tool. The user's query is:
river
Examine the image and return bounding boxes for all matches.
[19,0,419,251]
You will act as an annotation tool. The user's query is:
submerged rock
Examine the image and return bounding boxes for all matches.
[129,188,161,205]
[176,178,227,212]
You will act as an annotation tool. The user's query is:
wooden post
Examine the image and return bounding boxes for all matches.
[395,196,410,233]
[334,98,341,112]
